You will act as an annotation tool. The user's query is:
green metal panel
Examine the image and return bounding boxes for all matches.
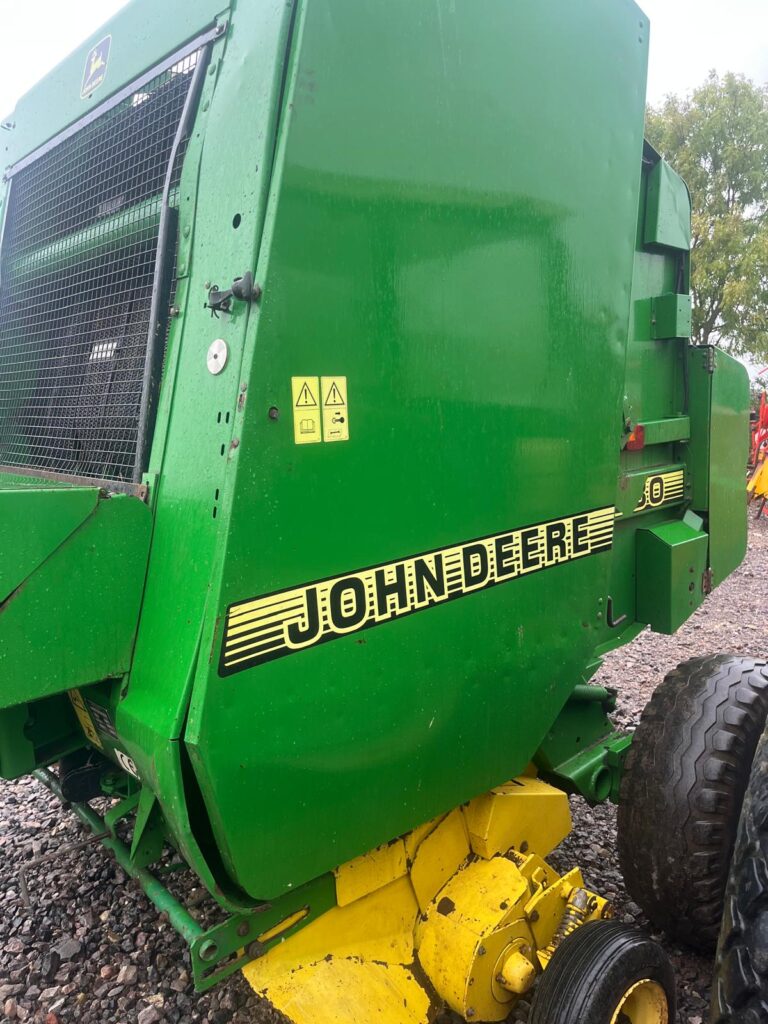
[686,346,749,585]
[644,158,692,252]
[636,517,708,633]
[604,143,691,675]
[113,0,300,913]
[0,487,97,600]
[687,346,713,511]
[176,0,651,899]
[651,292,692,340]
[0,0,751,950]
[709,350,750,584]
[0,494,151,707]
[639,418,690,445]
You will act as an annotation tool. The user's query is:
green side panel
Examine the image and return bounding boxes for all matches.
[687,346,712,511]
[0,494,151,707]
[686,347,749,585]
[112,0,300,911]
[644,159,691,252]
[651,292,692,340]
[184,0,650,899]
[0,487,98,601]
[636,519,708,634]
[709,351,750,584]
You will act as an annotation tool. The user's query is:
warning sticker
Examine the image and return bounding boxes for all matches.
[321,376,349,443]
[292,377,322,445]
[68,689,104,749]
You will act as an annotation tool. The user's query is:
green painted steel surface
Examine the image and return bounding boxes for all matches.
[0,487,97,599]
[644,159,692,252]
[709,350,750,583]
[636,517,709,633]
[0,0,750,938]
[183,0,652,898]
[0,494,151,706]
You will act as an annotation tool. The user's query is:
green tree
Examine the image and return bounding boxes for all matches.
[646,73,768,361]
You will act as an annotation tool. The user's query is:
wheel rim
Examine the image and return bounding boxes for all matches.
[610,978,669,1024]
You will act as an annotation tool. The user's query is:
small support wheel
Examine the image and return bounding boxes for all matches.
[529,921,675,1024]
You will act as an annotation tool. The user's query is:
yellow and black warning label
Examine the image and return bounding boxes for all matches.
[220,506,615,676]
[68,689,104,749]
[634,470,685,513]
[292,376,322,445]
[321,376,349,442]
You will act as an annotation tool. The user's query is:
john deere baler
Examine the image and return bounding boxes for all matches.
[0,2,750,1022]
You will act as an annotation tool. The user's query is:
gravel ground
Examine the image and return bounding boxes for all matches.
[1,520,766,1024]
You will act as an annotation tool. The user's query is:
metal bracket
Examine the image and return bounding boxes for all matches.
[205,271,260,317]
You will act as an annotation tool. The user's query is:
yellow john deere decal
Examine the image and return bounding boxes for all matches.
[634,470,685,513]
[220,507,615,676]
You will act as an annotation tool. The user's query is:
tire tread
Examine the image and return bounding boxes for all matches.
[711,726,768,1023]
[618,656,768,951]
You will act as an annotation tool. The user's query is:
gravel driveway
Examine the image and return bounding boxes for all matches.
[2,520,766,1024]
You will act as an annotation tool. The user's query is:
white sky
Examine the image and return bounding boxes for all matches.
[642,0,768,105]
[2,0,768,116]
[2,1,768,116]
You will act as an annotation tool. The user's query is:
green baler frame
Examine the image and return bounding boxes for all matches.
[0,0,749,990]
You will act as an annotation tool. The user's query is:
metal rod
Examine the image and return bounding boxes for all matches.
[4,24,225,181]
[0,176,11,292]
[569,684,612,704]
[0,464,148,499]
[33,769,203,945]
[133,43,211,482]
[5,192,178,283]
[19,832,108,907]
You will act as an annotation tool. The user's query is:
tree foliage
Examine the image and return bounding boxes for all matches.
[646,73,768,361]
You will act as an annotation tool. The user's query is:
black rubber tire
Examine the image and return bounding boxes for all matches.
[711,723,768,1023]
[618,656,768,952]
[529,920,675,1024]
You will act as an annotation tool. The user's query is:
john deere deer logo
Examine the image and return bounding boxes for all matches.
[81,36,111,99]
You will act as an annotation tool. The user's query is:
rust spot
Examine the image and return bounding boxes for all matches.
[437,896,456,916]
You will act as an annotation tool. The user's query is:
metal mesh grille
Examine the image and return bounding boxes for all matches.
[0,51,199,482]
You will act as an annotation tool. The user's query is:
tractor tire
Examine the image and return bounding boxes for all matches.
[710,722,768,1024]
[618,656,768,952]
[529,920,675,1024]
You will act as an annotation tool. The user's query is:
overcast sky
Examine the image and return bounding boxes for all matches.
[2,0,768,118]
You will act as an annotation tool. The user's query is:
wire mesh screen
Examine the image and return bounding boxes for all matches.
[0,51,199,482]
